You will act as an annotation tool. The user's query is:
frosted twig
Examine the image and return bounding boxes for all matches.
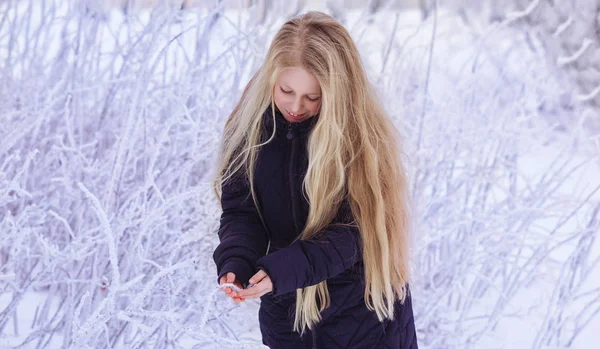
[77,182,121,291]
[557,38,593,66]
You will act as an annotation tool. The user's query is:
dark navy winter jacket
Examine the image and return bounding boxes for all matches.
[213,105,418,348]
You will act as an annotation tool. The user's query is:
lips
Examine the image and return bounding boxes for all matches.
[287,110,305,119]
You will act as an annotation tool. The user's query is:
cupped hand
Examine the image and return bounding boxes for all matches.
[219,272,245,303]
[237,269,273,299]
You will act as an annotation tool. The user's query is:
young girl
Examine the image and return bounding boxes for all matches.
[212,11,418,349]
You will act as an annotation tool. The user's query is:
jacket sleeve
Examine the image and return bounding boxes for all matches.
[212,172,269,287]
[255,199,362,296]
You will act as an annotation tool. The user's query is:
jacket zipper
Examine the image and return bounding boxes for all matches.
[256,121,295,256]
[288,121,301,235]
[287,122,293,140]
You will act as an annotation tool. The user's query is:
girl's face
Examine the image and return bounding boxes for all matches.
[273,67,322,123]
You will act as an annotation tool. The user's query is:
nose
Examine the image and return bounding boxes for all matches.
[291,98,303,114]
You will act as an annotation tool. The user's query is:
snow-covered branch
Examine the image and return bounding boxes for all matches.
[0,1,598,348]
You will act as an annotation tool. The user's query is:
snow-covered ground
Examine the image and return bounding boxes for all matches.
[1,1,598,348]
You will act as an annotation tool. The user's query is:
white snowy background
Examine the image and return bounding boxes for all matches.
[1,0,599,348]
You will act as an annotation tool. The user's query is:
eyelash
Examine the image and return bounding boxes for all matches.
[280,87,320,102]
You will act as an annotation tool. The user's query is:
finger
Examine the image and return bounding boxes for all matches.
[226,272,235,283]
[239,282,267,299]
[240,288,267,299]
[249,270,267,284]
[231,288,246,298]
[231,292,244,301]
[237,288,253,298]
[219,275,226,285]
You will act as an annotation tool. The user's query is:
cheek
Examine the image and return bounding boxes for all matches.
[309,101,321,114]
[273,90,288,105]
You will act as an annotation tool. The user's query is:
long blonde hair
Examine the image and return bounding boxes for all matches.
[214,11,412,335]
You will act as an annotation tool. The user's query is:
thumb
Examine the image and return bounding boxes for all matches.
[249,269,267,284]
[226,272,235,283]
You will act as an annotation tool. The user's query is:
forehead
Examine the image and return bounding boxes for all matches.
[277,67,321,93]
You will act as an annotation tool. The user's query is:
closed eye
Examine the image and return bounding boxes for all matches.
[280,87,320,102]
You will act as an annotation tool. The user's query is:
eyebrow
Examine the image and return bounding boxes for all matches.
[281,84,321,97]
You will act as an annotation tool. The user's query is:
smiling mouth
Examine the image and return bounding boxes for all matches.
[287,110,305,118]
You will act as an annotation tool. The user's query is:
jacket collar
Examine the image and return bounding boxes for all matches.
[263,104,317,139]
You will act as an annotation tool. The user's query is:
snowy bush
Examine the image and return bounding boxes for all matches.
[0,1,598,348]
